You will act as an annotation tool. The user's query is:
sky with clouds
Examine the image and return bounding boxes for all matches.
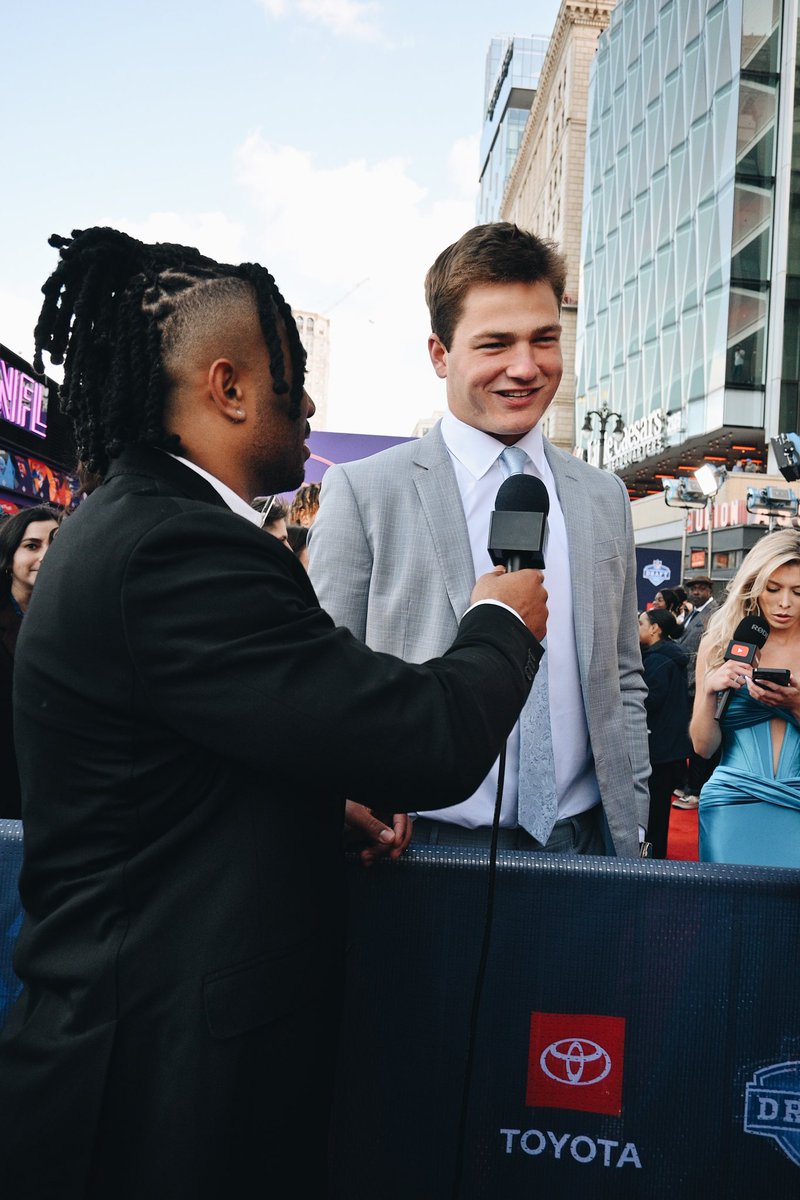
[4,0,560,436]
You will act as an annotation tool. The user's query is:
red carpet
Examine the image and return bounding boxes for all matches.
[667,798,699,861]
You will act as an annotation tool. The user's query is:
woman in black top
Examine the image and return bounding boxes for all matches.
[0,506,60,818]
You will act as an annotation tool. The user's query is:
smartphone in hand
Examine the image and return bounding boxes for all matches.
[752,668,791,687]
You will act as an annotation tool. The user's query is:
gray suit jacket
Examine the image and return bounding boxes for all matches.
[679,598,719,698]
[309,422,650,856]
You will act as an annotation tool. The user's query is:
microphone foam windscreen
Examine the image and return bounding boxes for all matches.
[732,614,769,647]
[495,473,550,516]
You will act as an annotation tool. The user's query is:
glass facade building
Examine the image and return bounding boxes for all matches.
[478,35,550,223]
[782,15,800,433]
[575,0,798,493]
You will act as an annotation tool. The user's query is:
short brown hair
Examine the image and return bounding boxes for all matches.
[424,222,567,349]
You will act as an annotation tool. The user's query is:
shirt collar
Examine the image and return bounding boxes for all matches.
[440,410,547,480]
[168,454,263,527]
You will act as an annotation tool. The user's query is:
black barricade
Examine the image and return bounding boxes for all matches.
[0,820,23,1023]
[331,848,800,1199]
[1,826,799,1196]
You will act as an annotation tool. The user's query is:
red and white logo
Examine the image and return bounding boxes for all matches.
[526,1012,626,1116]
[731,643,750,658]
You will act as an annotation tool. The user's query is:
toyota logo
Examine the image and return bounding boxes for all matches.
[540,1038,612,1086]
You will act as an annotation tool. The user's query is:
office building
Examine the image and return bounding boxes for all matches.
[574,0,798,583]
[576,0,796,495]
[501,1,617,449]
[293,310,330,431]
[478,35,550,223]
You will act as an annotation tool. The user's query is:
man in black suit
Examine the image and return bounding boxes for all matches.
[0,228,547,1197]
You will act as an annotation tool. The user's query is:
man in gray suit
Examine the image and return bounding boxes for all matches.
[309,223,649,856]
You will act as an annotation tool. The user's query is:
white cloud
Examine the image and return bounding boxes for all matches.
[0,286,45,373]
[235,132,476,434]
[107,212,247,266]
[448,133,481,199]
[258,0,386,42]
[5,145,479,438]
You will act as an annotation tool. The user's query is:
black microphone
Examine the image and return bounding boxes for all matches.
[488,474,549,572]
[714,614,770,720]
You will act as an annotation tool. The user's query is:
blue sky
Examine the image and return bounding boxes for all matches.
[4,0,560,435]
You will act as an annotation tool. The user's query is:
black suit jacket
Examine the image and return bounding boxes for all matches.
[0,446,539,1198]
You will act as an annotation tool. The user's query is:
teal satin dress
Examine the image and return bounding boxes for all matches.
[699,688,800,867]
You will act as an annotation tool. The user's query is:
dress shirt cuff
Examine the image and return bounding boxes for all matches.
[465,598,525,625]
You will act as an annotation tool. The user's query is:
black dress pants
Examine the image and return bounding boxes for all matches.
[647,759,685,859]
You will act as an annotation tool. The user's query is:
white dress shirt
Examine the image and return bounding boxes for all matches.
[168,455,264,527]
[416,411,600,828]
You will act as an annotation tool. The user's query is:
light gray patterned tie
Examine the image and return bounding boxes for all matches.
[498,445,529,480]
[497,446,558,845]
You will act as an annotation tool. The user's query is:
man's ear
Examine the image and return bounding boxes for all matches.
[208,358,246,423]
[428,334,448,380]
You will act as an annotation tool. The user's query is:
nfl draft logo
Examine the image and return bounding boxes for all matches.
[744,1061,800,1166]
[642,559,671,588]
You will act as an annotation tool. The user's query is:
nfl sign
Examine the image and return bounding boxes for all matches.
[642,559,671,588]
[744,1061,800,1167]
[635,547,681,610]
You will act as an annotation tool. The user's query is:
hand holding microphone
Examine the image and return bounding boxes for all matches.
[471,567,548,642]
[713,615,770,719]
[488,473,549,572]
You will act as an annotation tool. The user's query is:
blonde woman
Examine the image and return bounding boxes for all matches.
[690,529,800,865]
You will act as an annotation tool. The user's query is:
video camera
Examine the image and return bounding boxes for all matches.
[770,433,800,482]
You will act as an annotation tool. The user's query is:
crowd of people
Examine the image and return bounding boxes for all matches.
[251,487,315,569]
[640,542,800,867]
[689,532,800,866]
[0,218,797,1196]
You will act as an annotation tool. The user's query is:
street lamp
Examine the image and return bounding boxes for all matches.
[662,477,708,578]
[746,485,799,532]
[662,478,708,509]
[694,464,726,578]
[581,403,625,470]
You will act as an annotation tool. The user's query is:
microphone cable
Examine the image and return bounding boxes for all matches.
[450,743,507,1200]
[452,469,549,1196]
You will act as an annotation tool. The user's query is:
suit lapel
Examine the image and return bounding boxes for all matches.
[544,440,595,677]
[412,426,475,624]
[103,446,231,510]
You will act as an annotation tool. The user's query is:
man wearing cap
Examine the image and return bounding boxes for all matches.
[674,576,719,809]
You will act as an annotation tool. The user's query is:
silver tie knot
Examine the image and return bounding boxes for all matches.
[498,446,530,478]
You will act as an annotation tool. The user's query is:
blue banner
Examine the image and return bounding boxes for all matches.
[636,546,683,610]
[2,827,799,1196]
[332,850,800,1198]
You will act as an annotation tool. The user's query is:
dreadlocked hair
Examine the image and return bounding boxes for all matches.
[33,227,306,477]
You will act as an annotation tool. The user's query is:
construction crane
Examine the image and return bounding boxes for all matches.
[323,277,369,316]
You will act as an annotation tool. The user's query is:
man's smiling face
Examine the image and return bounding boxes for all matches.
[428,280,563,445]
